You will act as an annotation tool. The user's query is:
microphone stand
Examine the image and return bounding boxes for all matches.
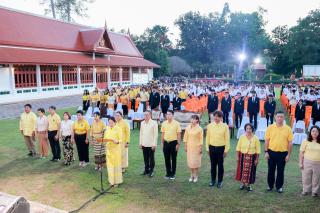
[69,137,116,213]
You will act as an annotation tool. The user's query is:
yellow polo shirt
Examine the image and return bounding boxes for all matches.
[116,119,130,143]
[161,120,181,142]
[206,122,230,152]
[300,140,320,161]
[19,112,37,136]
[73,119,90,135]
[47,113,61,131]
[236,135,261,154]
[265,124,293,152]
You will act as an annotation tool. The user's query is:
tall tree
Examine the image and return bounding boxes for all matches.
[40,0,94,22]
[40,0,56,18]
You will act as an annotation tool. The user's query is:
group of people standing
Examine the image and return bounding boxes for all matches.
[19,104,130,187]
[19,82,320,196]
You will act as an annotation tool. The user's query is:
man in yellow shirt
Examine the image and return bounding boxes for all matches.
[115,111,130,173]
[206,110,230,188]
[47,106,61,162]
[264,111,293,193]
[20,104,37,156]
[161,110,181,180]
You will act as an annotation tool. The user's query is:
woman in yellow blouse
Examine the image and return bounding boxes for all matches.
[235,123,260,191]
[120,91,129,117]
[90,112,106,171]
[183,115,203,183]
[300,126,320,197]
[104,116,123,187]
[100,90,108,117]
[72,110,90,167]
[82,90,90,112]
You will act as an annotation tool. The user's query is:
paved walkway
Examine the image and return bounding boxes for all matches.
[0,95,81,119]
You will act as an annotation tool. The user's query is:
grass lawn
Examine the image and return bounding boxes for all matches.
[0,103,318,213]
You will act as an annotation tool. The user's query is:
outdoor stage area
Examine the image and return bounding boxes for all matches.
[0,94,319,213]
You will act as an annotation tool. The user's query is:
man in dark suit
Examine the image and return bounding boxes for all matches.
[221,91,232,125]
[207,90,219,122]
[247,91,260,130]
[172,93,182,111]
[311,97,320,125]
[149,88,160,110]
[160,91,170,115]
[295,99,306,122]
[264,94,276,126]
[234,92,244,129]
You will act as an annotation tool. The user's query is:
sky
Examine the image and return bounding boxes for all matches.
[1,0,320,43]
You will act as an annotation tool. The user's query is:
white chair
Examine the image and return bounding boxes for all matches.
[293,120,306,133]
[86,116,94,125]
[116,103,122,112]
[86,107,93,117]
[309,121,320,131]
[293,133,307,145]
[315,121,320,128]
[137,103,144,113]
[102,118,108,125]
[128,109,135,120]
[236,116,249,139]
[71,115,77,121]
[77,106,83,111]
[107,108,114,117]
[93,107,100,113]
[256,118,267,140]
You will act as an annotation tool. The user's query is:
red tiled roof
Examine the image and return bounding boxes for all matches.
[0,46,160,68]
[0,6,148,58]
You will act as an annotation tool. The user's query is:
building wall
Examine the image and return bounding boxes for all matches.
[0,66,11,94]
[0,64,154,104]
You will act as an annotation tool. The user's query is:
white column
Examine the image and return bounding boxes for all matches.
[58,65,63,90]
[119,67,123,86]
[93,66,97,87]
[9,64,15,95]
[107,66,111,89]
[77,65,81,89]
[36,65,41,93]
[129,67,133,85]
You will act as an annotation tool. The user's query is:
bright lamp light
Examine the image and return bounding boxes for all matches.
[238,53,246,61]
[254,57,261,64]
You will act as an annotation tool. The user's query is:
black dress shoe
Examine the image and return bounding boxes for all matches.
[27,152,33,156]
[217,182,223,189]
[140,171,148,175]
[209,181,216,187]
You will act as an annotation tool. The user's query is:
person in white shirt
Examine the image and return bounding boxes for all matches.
[139,110,158,177]
[60,112,74,165]
[36,108,49,158]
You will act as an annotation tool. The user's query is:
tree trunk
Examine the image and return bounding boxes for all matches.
[50,0,56,19]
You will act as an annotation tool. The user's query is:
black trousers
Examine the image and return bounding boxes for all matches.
[131,99,136,110]
[122,105,128,116]
[161,107,169,115]
[163,140,178,176]
[48,130,61,160]
[266,113,274,126]
[209,145,225,183]
[75,134,89,162]
[142,146,155,173]
[141,101,147,112]
[235,113,243,128]
[222,111,229,125]
[267,150,287,190]
[249,112,258,130]
[313,118,320,125]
